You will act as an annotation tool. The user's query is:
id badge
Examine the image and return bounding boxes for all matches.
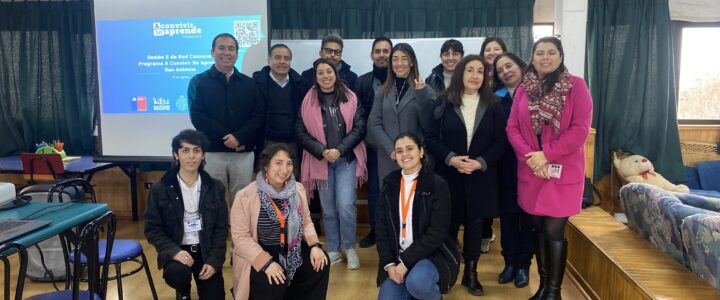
[547,164,563,179]
[184,214,202,233]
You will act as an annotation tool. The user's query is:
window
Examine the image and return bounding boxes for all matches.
[677,27,720,121]
[533,24,554,41]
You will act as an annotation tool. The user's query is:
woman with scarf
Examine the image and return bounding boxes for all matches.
[506,37,593,300]
[230,144,329,300]
[296,58,367,270]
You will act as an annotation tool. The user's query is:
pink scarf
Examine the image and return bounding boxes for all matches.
[299,85,368,198]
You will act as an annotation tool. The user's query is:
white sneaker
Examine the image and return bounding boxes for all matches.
[480,234,496,253]
[345,249,360,270]
[328,251,343,266]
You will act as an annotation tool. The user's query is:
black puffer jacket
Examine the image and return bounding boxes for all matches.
[144,169,228,271]
[425,64,446,94]
[376,169,460,293]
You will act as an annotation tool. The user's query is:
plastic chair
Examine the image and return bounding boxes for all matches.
[60,180,159,300]
[26,210,117,300]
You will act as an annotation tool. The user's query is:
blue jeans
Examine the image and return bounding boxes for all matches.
[318,157,357,252]
[378,259,441,300]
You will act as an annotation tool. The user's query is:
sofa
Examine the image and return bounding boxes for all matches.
[685,161,720,198]
[620,183,720,289]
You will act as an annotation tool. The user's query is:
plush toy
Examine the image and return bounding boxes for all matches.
[616,154,690,193]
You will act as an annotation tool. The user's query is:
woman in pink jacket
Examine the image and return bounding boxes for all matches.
[231,143,329,300]
[506,36,592,300]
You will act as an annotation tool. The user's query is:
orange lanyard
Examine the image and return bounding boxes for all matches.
[400,177,417,238]
[269,200,286,245]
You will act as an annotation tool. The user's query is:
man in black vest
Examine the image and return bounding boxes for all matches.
[355,37,392,248]
[252,44,304,176]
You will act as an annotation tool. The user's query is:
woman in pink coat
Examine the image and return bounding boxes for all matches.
[505,36,592,300]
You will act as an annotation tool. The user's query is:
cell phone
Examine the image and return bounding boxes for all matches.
[547,164,562,179]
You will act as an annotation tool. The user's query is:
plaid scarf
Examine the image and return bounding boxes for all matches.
[523,68,573,134]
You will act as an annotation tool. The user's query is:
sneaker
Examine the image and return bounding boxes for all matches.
[359,230,376,248]
[345,249,360,270]
[328,251,343,266]
[480,234,496,253]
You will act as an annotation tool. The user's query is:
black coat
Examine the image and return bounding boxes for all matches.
[375,169,461,293]
[356,71,383,122]
[252,66,305,144]
[188,66,265,152]
[425,64,446,94]
[496,87,521,213]
[144,169,228,271]
[425,95,508,218]
[295,95,366,161]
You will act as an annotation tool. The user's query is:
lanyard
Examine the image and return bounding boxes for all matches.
[399,177,417,238]
[269,199,287,245]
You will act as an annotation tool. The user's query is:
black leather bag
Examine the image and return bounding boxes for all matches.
[582,177,602,208]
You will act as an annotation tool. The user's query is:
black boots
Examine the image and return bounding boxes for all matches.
[498,263,515,284]
[529,234,547,300]
[359,230,376,248]
[176,291,190,300]
[462,259,485,296]
[514,267,530,288]
[543,240,567,300]
[529,235,567,300]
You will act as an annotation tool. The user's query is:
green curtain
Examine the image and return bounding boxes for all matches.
[271,0,535,58]
[0,0,96,157]
[586,0,685,182]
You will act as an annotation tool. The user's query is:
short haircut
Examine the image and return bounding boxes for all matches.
[440,39,464,55]
[171,129,210,155]
[258,143,296,171]
[492,52,528,91]
[269,43,293,59]
[321,33,344,49]
[211,33,239,52]
[371,36,393,51]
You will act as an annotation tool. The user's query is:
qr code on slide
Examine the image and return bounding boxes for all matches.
[234,20,260,47]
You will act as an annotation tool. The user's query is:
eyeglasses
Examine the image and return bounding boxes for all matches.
[323,48,342,55]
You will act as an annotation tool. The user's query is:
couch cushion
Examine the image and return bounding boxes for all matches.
[681,214,720,289]
[685,166,702,190]
[676,192,720,213]
[697,161,720,192]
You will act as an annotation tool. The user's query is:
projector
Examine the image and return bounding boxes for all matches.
[0,182,15,204]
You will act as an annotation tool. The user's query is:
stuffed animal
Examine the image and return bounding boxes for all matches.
[616,154,690,193]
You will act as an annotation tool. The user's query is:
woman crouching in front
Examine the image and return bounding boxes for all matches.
[375,132,460,300]
[230,143,329,300]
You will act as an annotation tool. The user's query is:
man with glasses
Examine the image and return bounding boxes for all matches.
[252,44,304,176]
[301,34,358,93]
[355,37,392,248]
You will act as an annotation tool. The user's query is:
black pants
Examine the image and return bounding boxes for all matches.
[163,246,225,299]
[499,212,535,268]
[249,244,330,300]
[450,217,484,260]
[481,218,494,238]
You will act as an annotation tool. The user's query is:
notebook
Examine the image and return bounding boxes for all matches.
[0,219,52,244]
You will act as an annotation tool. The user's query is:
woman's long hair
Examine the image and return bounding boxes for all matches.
[312,58,349,105]
[444,55,497,107]
[526,36,566,94]
[492,52,528,92]
[381,43,420,97]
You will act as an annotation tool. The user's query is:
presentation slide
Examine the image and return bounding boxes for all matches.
[94,0,269,160]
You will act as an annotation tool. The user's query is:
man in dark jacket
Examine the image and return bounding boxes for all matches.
[301,34,358,93]
[425,39,464,94]
[252,43,304,176]
[144,129,228,300]
[355,36,392,248]
[188,33,264,201]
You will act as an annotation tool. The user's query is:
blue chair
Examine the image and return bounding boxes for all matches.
[26,210,117,300]
[56,179,159,300]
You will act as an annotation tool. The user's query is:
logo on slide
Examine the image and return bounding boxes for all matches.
[175,95,188,112]
[137,96,147,112]
[152,22,202,37]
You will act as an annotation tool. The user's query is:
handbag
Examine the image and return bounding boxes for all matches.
[582,177,602,208]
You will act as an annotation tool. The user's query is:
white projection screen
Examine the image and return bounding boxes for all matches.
[93,0,269,162]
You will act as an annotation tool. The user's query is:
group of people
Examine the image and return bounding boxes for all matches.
[143,32,593,300]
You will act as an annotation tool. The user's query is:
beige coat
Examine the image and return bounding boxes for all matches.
[230,181,320,300]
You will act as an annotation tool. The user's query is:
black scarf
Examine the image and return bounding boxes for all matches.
[373,65,388,83]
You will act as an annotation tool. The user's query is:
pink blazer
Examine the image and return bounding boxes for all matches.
[230,181,320,300]
[506,75,593,217]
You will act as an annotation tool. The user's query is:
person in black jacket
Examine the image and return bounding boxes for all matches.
[355,36,393,248]
[296,58,367,270]
[376,132,460,300]
[425,55,508,296]
[425,39,464,94]
[252,43,304,176]
[144,129,228,300]
[188,33,265,202]
[301,34,358,94]
[493,52,534,289]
